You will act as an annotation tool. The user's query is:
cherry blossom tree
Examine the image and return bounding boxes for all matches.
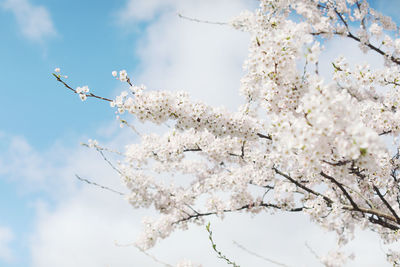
[54,0,400,266]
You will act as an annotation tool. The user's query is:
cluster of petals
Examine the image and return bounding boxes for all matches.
[76,85,89,101]
[82,0,400,265]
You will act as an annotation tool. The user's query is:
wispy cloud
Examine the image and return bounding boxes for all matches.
[0,226,14,263]
[116,0,256,111]
[116,0,173,23]
[1,0,57,42]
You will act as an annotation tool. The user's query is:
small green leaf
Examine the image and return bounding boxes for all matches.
[360,148,367,156]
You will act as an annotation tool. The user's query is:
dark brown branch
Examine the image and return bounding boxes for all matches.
[368,216,399,231]
[342,205,397,224]
[320,171,360,210]
[334,9,349,30]
[273,167,333,204]
[322,159,351,166]
[52,73,113,102]
[126,77,133,87]
[384,79,400,87]
[173,202,303,225]
[171,166,400,230]
[240,141,245,158]
[257,133,272,140]
[373,185,400,223]
[183,148,202,152]
[334,7,400,65]
[379,130,392,136]
[346,32,400,65]
[312,7,400,66]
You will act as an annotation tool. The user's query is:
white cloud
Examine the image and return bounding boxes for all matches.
[117,0,172,23]
[30,188,144,267]
[117,0,257,112]
[0,226,14,263]
[1,0,57,42]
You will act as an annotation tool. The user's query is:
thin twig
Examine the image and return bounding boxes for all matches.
[257,132,272,140]
[120,119,142,136]
[177,13,227,25]
[52,73,113,102]
[95,148,122,175]
[173,202,303,225]
[115,242,174,267]
[233,241,290,267]
[206,222,240,267]
[75,174,125,196]
[305,242,321,262]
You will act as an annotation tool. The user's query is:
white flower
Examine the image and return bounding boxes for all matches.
[369,23,382,37]
[76,86,89,94]
[54,67,60,73]
[87,139,98,148]
[76,3,400,266]
[119,70,128,82]
[79,93,87,101]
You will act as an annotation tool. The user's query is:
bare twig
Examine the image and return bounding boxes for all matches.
[177,13,227,25]
[115,241,174,267]
[233,241,290,267]
[120,119,142,136]
[52,73,113,102]
[75,174,125,196]
[94,147,122,175]
[305,242,321,262]
[257,132,272,140]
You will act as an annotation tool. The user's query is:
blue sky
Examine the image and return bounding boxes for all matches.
[0,0,141,265]
[1,0,400,266]
[0,0,140,148]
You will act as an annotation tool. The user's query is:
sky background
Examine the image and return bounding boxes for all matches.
[0,0,400,266]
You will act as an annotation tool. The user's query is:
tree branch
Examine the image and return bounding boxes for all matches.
[173,202,303,225]
[373,185,400,223]
[320,171,360,210]
[75,174,125,196]
[273,167,333,204]
[52,73,113,102]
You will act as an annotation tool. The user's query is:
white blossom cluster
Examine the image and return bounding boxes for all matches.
[78,0,400,266]
[76,85,89,101]
[112,88,262,140]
